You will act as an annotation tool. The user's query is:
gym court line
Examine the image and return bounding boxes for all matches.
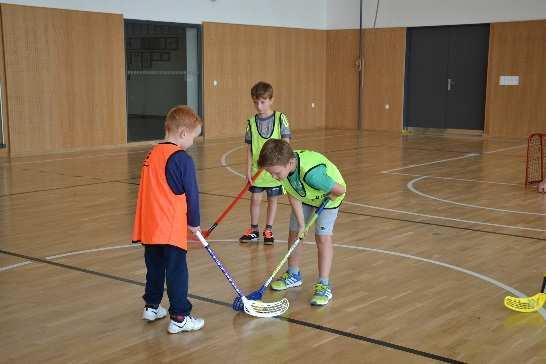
[0,247,463,364]
[2,236,543,321]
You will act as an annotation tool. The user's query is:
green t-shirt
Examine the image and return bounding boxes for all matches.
[287,156,335,194]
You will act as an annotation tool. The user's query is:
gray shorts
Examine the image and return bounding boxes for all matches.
[249,185,284,197]
[289,204,339,236]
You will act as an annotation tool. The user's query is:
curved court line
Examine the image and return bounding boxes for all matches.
[220,145,245,178]
[220,145,546,234]
[2,240,543,320]
[408,176,546,216]
[388,172,520,187]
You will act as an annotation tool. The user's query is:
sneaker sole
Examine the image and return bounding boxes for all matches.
[142,309,167,321]
[168,322,204,333]
[263,241,274,245]
[239,238,260,243]
[271,281,302,291]
[310,296,332,306]
[310,300,331,306]
[143,315,166,322]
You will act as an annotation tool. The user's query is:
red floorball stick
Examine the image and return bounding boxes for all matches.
[203,169,263,238]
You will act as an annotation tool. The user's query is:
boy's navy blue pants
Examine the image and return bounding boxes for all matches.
[143,244,192,317]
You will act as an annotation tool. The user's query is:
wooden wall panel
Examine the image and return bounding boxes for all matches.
[1,4,127,156]
[0,6,8,157]
[325,29,359,129]
[485,20,546,137]
[362,28,406,132]
[203,22,326,139]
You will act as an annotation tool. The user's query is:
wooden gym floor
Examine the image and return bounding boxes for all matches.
[1,129,545,363]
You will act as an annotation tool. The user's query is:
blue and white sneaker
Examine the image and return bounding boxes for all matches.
[271,271,302,291]
[310,283,333,306]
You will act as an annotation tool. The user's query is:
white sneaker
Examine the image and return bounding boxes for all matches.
[142,305,167,322]
[167,315,205,334]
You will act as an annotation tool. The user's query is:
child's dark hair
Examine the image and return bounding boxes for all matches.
[251,81,273,100]
[165,105,202,134]
[258,139,294,168]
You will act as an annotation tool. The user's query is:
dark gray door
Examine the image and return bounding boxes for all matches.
[405,24,490,130]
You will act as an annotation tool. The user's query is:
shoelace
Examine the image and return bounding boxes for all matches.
[313,283,329,296]
[244,228,258,236]
[263,230,273,238]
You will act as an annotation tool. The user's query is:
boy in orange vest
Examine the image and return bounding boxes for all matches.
[132,105,204,334]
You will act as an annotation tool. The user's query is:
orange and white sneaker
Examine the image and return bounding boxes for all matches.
[263,229,274,245]
[239,228,259,243]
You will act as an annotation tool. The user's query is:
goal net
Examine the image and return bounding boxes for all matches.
[525,133,546,185]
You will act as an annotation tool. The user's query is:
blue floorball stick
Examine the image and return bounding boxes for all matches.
[233,198,329,312]
[194,231,289,318]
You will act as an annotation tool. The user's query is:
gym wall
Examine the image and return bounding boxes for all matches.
[0,3,126,156]
[485,20,546,137]
[326,19,546,136]
[0,2,544,156]
[202,22,326,139]
[0,7,7,158]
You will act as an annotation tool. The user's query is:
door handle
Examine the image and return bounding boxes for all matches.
[447,78,454,91]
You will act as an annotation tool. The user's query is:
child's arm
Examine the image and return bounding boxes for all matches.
[246,144,253,184]
[303,165,345,198]
[281,113,291,143]
[329,183,346,197]
[288,195,305,234]
[166,151,201,231]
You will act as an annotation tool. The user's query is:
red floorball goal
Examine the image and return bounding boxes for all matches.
[525,133,546,186]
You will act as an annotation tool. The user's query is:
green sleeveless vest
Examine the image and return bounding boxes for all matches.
[281,150,346,208]
[249,111,283,188]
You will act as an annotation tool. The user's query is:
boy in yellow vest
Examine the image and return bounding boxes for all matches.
[240,81,291,244]
[258,139,346,306]
[132,106,204,333]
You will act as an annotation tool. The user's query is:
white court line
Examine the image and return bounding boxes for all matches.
[381,144,525,174]
[2,240,542,320]
[482,145,526,154]
[0,245,138,271]
[221,144,545,233]
[0,261,32,272]
[381,153,479,174]
[46,244,137,259]
[387,172,520,187]
[407,176,546,216]
[215,141,546,319]
[220,145,245,178]
[0,149,148,167]
[345,200,546,233]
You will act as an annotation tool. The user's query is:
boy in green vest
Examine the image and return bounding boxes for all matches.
[240,81,291,244]
[257,139,346,306]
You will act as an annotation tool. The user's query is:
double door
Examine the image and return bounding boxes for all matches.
[405,24,490,130]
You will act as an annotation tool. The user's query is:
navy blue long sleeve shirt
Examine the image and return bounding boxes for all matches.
[164,144,200,227]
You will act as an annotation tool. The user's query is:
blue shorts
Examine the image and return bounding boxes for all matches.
[249,185,284,197]
[289,204,339,236]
